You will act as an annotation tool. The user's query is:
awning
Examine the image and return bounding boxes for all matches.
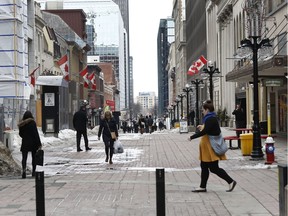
[226,55,287,82]
[36,76,68,87]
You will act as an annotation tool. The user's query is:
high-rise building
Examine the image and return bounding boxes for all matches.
[112,0,132,114]
[157,18,174,116]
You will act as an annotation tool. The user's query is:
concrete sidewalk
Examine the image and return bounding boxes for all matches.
[0,127,287,215]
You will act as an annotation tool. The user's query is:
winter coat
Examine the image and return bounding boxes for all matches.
[18,118,42,152]
[73,109,87,131]
[98,118,118,143]
[190,114,226,162]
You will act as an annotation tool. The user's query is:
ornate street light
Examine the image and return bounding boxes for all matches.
[191,79,204,126]
[174,98,180,121]
[178,94,186,120]
[183,84,193,125]
[202,61,220,102]
[236,0,273,159]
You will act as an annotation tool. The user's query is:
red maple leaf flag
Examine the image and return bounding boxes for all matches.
[79,66,90,88]
[29,66,40,87]
[88,73,96,90]
[187,55,207,76]
[57,54,69,81]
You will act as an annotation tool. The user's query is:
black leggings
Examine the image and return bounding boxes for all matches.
[200,160,233,188]
[22,151,36,173]
[104,139,115,159]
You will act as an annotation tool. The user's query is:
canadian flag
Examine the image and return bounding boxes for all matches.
[88,73,96,90]
[187,55,207,76]
[57,54,69,81]
[29,66,40,87]
[79,66,90,88]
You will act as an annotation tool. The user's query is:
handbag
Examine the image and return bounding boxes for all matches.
[35,149,44,166]
[111,132,117,140]
[106,121,116,140]
[208,133,228,156]
[114,140,124,154]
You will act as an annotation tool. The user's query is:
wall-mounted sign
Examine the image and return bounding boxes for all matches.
[263,79,283,87]
[45,93,55,106]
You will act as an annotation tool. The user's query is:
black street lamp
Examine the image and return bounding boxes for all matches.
[178,94,186,120]
[183,84,193,125]
[171,104,176,123]
[238,37,271,159]
[203,61,220,102]
[191,79,204,126]
[236,1,273,159]
[174,99,180,121]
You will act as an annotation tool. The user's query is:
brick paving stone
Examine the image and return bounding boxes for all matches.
[0,128,286,215]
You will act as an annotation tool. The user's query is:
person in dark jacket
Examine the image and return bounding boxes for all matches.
[188,100,236,193]
[138,114,145,134]
[98,111,119,164]
[18,111,42,179]
[73,106,91,152]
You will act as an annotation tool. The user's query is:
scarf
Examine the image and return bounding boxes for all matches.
[202,112,216,123]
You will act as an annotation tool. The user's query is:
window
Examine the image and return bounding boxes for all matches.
[278,33,287,55]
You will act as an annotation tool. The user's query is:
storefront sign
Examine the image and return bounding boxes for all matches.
[263,79,283,87]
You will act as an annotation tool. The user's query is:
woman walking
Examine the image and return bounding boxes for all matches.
[188,100,236,192]
[18,111,42,178]
[98,111,118,164]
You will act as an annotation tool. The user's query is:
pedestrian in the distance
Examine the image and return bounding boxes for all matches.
[73,105,91,152]
[98,111,119,164]
[188,100,237,192]
[138,114,145,134]
[18,111,42,179]
[232,104,246,136]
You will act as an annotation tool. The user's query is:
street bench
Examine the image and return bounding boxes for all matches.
[224,136,240,149]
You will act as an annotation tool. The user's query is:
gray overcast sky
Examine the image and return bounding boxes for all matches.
[129,0,173,100]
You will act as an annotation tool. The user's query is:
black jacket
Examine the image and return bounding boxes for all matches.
[190,116,221,140]
[73,109,87,131]
[18,118,42,152]
[98,118,118,142]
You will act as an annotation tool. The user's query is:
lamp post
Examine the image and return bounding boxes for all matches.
[191,79,204,126]
[203,61,220,102]
[183,84,193,125]
[171,104,176,123]
[174,99,180,121]
[236,0,273,159]
[178,94,186,120]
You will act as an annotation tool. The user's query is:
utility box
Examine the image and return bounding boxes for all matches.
[240,133,253,156]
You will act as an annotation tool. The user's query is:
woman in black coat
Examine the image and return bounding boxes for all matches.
[18,111,42,178]
[98,111,119,164]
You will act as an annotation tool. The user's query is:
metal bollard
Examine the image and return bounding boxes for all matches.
[278,164,287,216]
[35,171,45,216]
[156,168,165,216]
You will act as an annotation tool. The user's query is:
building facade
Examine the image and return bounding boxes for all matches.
[157,18,175,116]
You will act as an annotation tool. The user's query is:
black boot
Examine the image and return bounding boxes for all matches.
[22,171,26,179]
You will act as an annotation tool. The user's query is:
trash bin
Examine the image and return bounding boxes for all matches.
[240,133,253,156]
[260,121,267,134]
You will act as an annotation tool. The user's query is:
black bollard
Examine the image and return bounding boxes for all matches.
[35,171,45,216]
[278,164,287,216]
[156,168,165,216]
